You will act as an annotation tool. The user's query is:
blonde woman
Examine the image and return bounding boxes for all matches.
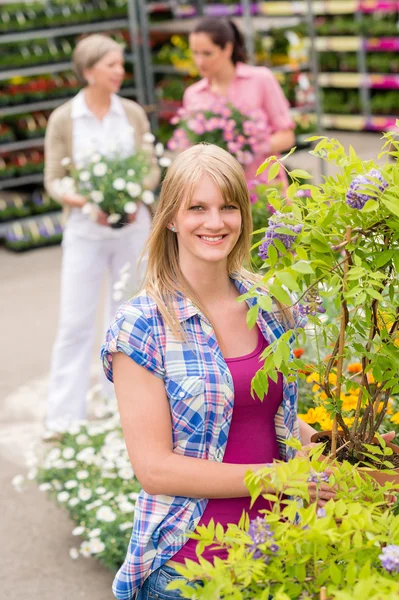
[44,34,160,434]
[102,144,334,600]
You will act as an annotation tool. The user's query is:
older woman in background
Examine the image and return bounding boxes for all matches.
[44,34,159,435]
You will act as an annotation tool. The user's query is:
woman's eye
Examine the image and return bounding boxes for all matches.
[188,205,204,211]
[222,205,238,210]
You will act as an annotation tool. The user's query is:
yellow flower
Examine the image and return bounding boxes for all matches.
[390,412,399,425]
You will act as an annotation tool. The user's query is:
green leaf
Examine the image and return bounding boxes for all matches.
[289,169,312,179]
[374,249,394,268]
[346,561,357,586]
[296,247,308,261]
[276,271,300,291]
[291,260,314,274]
[281,146,297,161]
[361,199,379,212]
[246,305,259,329]
[258,295,273,312]
[366,288,384,301]
[267,161,280,182]
[329,562,341,585]
[382,197,399,218]
[268,282,293,306]
[268,243,278,266]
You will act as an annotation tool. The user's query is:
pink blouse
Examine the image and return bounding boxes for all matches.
[183,62,295,184]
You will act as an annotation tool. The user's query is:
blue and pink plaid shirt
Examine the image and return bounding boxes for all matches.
[102,273,305,600]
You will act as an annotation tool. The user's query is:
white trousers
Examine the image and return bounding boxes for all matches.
[46,206,151,430]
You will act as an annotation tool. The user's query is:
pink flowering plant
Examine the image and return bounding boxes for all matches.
[167,98,270,166]
[168,446,399,600]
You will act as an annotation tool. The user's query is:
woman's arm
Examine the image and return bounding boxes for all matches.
[113,352,267,498]
[260,68,296,155]
[299,418,317,446]
[269,129,295,155]
[44,111,86,208]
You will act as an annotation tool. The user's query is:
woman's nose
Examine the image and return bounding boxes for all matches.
[205,210,224,230]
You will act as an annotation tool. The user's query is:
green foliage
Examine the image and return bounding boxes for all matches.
[168,455,399,599]
[251,130,399,450]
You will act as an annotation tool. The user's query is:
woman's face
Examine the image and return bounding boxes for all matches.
[172,174,242,270]
[189,32,233,79]
[85,49,125,94]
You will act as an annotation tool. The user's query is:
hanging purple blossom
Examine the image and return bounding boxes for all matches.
[346,168,388,210]
[258,212,302,260]
[307,470,330,484]
[299,288,326,317]
[316,507,327,518]
[379,545,399,573]
[248,516,279,560]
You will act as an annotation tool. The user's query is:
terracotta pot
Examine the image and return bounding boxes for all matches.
[310,429,399,486]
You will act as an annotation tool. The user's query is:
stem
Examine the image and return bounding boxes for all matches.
[320,588,327,600]
[331,227,352,458]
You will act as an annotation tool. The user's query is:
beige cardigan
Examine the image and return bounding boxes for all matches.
[44,96,160,210]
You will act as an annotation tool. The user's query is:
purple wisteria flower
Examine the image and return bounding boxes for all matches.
[346,168,388,210]
[299,287,326,317]
[380,545,399,573]
[307,470,330,484]
[316,507,327,518]
[248,516,279,560]
[258,212,302,260]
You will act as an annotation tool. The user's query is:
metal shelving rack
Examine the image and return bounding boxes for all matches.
[0,2,147,248]
[137,0,322,148]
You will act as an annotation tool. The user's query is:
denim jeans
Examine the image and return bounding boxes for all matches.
[136,564,199,600]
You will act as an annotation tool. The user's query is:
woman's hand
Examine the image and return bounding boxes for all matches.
[96,209,109,226]
[308,476,336,508]
[63,192,87,208]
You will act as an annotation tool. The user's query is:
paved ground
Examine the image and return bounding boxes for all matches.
[0,131,386,599]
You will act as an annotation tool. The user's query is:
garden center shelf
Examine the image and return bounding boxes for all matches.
[0,138,45,154]
[0,62,73,82]
[0,173,44,191]
[0,210,62,237]
[0,86,138,119]
[318,73,399,89]
[257,0,397,16]
[314,37,399,52]
[0,18,129,44]
[321,114,398,131]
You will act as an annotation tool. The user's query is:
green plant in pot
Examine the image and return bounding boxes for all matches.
[245,129,399,479]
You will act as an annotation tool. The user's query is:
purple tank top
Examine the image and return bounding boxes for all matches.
[172,326,283,564]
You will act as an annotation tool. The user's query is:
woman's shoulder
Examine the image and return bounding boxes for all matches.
[115,290,164,330]
[47,98,73,125]
[183,78,208,102]
[119,97,147,120]
[237,62,278,84]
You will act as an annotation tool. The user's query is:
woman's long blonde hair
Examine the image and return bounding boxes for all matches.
[142,143,262,336]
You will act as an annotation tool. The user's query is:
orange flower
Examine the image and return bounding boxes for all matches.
[293,348,305,358]
[348,362,362,374]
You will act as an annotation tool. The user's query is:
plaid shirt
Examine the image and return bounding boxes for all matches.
[102,274,305,600]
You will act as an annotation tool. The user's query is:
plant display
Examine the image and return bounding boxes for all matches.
[0,149,44,179]
[168,447,399,600]
[371,92,399,116]
[168,98,269,167]
[154,35,198,76]
[3,211,64,251]
[321,89,361,115]
[248,130,399,464]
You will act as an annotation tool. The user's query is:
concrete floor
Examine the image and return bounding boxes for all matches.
[0,131,387,599]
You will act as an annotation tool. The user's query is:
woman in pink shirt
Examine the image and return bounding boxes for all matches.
[183,18,296,184]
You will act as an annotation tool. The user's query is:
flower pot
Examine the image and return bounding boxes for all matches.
[110,212,129,230]
[310,430,399,485]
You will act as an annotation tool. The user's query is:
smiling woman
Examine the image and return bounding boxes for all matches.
[101,144,329,600]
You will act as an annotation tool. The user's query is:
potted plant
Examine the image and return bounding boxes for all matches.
[242,129,399,475]
[167,449,399,600]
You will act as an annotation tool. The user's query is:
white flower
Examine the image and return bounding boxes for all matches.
[68,497,80,507]
[79,170,91,182]
[126,182,141,198]
[113,177,126,191]
[61,157,71,167]
[141,190,155,205]
[76,434,89,445]
[12,474,24,491]
[102,471,117,479]
[128,492,139,501]
[79,541,91,557]
[72,526,85,536]
[155,142,164,157]
[65,460,77,469]
[62,447,75,459]
[143,132,155,143]
[39,483,52,492]
[124,201,137,215]
[107,213,121,225]
[119,501,135,514]
[91,153,101,163]
[27,468,38,480]
[102,491,114,501]
[90,190,104,204]
[86,499,103,511]
[78,488,92,502]
[47,448,61,461]
[77,470,89,480]
[96,506,116,522]
[119,522,132,531]
[68,422,85,435]
[159,157,172,168]
[57,491,70,503]
[76,447,95,463]
[52,480,62,490]
[113,290,124,302]
[88,528,102,538]
[118,466,134,480]
[95,487,106,495]
[65,480,78,490]
[93,162,107,177]
[127,169,135,176]
[82,203,95,216]
[89,538,105,554]
[69,547,79,560]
